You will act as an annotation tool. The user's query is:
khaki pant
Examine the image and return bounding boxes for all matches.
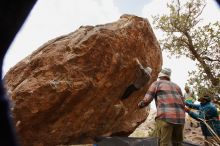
[153,119,184,146]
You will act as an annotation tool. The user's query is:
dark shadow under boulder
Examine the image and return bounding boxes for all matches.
[94,136,200,146]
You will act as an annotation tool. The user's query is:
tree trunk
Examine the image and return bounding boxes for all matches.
[185,32,219,86]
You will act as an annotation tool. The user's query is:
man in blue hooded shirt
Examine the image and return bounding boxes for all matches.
[185,95,220,145]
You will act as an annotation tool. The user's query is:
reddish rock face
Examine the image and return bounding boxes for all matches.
[4,14,162,146]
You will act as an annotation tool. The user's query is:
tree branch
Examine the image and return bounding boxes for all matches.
[184,31,219,86]
[193,3,206,20]
[203,56,220,62]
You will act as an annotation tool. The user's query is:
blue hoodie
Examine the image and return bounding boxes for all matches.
[186,101,220,137]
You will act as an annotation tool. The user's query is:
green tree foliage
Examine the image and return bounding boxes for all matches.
[153,0,220,98]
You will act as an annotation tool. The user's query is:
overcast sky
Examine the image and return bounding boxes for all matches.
[3,0,220,92]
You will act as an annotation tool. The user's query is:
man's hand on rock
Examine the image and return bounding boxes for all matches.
[138,100,146,108]
[134,58,140,65]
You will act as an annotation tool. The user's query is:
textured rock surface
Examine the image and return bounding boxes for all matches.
[4,14,162,146]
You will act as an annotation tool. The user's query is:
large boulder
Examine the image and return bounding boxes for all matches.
[4,14,162,146]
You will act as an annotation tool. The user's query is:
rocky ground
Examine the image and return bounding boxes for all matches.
[130,109,204,145]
